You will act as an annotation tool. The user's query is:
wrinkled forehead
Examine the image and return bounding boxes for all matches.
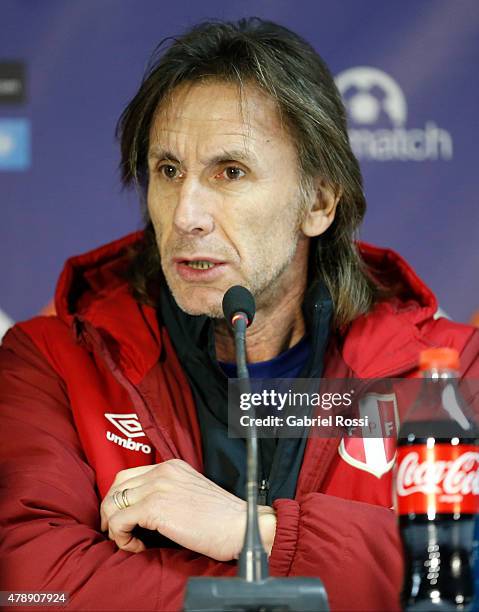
[149,80,291,151]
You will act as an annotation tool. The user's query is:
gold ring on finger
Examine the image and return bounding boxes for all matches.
[121,488,130,508]
[113,489,125,510]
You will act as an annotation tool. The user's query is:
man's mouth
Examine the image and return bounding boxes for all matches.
[184,260,216,270]
[173,257,227,280]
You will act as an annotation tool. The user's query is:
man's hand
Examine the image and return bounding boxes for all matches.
[100,459,276,561]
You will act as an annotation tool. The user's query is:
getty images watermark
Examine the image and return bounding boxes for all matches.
[227,378,479,439]
[238,387,363,427]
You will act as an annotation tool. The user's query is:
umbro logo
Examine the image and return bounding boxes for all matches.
[104,413,152,455]
[104,413,145,438]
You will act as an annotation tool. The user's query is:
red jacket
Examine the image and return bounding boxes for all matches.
[1,232,478,611]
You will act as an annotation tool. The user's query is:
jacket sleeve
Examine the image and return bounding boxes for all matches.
[0,327,236,611]
[1,326,401,611]
[270,494,402,611]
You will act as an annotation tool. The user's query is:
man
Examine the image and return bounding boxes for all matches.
[1,18,478,611]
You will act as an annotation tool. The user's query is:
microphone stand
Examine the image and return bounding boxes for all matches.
[234,314,268,582]
[184,310,329,611]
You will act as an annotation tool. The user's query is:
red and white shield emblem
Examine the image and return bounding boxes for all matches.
[339,392,399,478]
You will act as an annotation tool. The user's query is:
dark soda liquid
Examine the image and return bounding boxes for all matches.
[398,420,478,610]
[400,514,475,610]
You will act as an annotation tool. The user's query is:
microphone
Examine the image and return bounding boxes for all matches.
[222,285,256,329]
[184,286,329,611]
[222,286,256,383]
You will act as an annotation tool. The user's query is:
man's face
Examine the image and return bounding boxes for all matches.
[147,80,308,318]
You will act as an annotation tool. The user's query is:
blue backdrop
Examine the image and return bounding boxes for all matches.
[1,0,478,328]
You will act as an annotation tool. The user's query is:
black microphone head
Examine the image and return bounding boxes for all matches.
[222,285,256,327]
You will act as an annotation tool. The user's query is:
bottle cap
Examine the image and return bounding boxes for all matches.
[419,347,460,371]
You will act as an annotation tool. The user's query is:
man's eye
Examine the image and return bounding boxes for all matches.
[159,164,179,179]
[220,166,245,181]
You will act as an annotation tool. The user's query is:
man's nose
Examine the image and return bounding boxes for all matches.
[173,178,214,236]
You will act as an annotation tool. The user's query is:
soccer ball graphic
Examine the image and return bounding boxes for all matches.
[335,66,407,128]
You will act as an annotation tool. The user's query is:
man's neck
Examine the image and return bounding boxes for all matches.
[214,281,306,363]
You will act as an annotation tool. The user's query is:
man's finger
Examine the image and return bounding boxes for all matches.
[107,525,145,553]
[102,479,161,529]
[108,504,151,552]
[106,467,160,504]
[112,464,157,488]
[100,506,107,532]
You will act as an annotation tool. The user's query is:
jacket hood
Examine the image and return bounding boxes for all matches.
[54,231,439,380]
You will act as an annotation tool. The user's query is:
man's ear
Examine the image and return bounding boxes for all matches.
[301,179,342,238]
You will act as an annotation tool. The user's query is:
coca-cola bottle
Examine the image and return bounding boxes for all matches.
[396,348,479,611]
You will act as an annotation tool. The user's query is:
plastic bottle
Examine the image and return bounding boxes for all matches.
[396,348,479,610]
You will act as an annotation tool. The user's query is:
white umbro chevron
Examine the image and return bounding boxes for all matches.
[104,413,145,438]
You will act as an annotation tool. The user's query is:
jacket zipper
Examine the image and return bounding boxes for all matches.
[258,479,269,506]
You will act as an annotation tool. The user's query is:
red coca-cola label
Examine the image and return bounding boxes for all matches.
[396,443,479,515]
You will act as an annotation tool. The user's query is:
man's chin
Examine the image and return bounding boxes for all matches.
[161,270,225,318]
[170,288,225,319]
[176,300,224,319]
